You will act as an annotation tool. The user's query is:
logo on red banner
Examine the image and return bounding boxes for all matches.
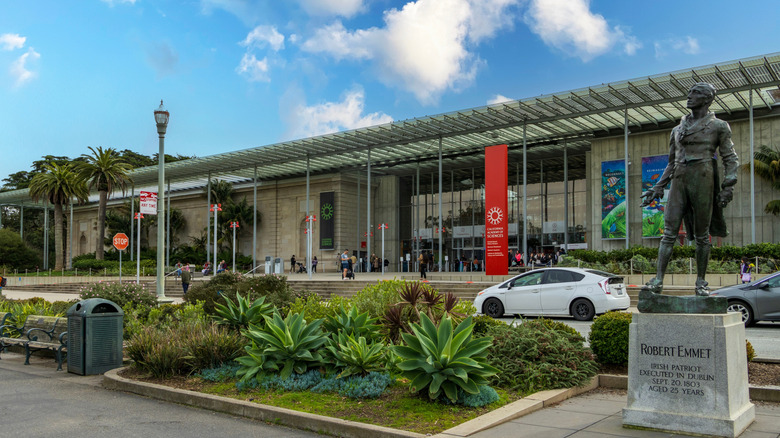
[484,144,508,275]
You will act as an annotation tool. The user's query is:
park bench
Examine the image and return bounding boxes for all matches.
[0,315,68,371]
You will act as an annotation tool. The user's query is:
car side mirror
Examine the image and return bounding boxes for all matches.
[758,282,770,290]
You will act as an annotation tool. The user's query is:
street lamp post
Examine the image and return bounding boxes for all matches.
[154,100,170,301]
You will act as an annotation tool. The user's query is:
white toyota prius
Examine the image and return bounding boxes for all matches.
[474,267,630,321]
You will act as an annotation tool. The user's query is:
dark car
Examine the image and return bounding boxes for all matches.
[710,271,780,326]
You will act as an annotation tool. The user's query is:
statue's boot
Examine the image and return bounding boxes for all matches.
[695,278,710,296]
[643,277,663,294]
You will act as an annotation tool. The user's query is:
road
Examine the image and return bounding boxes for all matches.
[501,317,780,360]
[0,353,320,438]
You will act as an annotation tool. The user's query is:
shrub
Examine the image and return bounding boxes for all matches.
[746,340,755,362]
[236,311,327,381]
[213,293,273,331]
[255,369,323,392]
[126,319,243,378]
[440,385,501,408]
[79,282,157,309]
[486,321,597,393]
[197,362,241,382]
[0,299,65,330]
[392,314,497,402]
[324,332,387,378]
[471,314,506,337]
[0,229,41,270]
[185,273,296,315]
[352,279,407,319]
[287,293,349,322]
[589,311,633,365]
[311,372,393,399]
[531,318,585,344]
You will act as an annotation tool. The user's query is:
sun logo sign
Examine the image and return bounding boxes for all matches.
[321,203,334,220]
[486,207,504,225]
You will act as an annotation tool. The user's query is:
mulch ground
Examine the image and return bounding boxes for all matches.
[599,362,780,387]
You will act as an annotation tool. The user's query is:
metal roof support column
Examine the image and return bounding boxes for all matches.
[357,168,360,269]
[523,121,527,266]
[253,166,257,276]
[564,139,569,251]
[624,108,630,249]
[306,155,312,279]
[367,147,371,272]
[471,167,475,264]
[540,160,544,252]
[451,170,455,272]
[43,203,49,270]
[68,199,73,270]
[20,204,24,240]
[749,89,755,244]
[166,179,171,270]
[438,136,443,273]
[430,173,434,264]
[207,172,211,265]
[130,185,134,261]
[416,163,420,271]
[516,163,519,254]
[0,205,2,229]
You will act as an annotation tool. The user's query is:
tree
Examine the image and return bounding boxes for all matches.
[0,229,40,270]
[28,163,89,270]
[76,146,133,260]
[741,145,780,216]
[219,196,261,254]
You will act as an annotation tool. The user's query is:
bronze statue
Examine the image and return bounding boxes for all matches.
[640,82,739,296]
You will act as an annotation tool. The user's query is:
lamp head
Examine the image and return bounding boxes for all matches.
[154,99,169,135]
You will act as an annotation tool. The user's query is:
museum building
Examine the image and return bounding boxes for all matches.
[1,53,779,272]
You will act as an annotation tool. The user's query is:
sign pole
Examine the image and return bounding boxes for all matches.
[119,250,122,283]
[230,221,239,272]
[134,214,143,284]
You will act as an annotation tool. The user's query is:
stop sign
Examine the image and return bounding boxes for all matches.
[113,233,129,251]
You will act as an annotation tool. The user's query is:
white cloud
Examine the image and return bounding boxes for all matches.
[297,0,366,18]
[487,94,513,105]
[236,53,270,82]
[0,33,25,51]
[10,48,40,87]
[241,25,285,51]
[200,0,262,26]
[524,0,637,61]
[301,0,520,104]
[654,36,700,59]
[100,0,137,6]
[282,87,393,139]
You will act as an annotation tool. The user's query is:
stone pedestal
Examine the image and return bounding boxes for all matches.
[622,312,754,437]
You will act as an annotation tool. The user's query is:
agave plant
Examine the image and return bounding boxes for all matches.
[392,313,497,402]
[325,331,387,378]
[236,311,327,381]
[323,304,381,342]
[212,292,273,331]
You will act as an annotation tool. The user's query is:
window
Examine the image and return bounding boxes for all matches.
[511,271,545,287]
[544,270,583,284]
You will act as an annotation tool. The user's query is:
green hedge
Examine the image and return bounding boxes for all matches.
[569,243,780,264]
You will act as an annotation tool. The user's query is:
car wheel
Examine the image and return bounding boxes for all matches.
[571,299,595,321]
[483,298,505,319]
[727,300,755,326]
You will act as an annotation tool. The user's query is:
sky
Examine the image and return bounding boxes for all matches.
[1,0,779,184]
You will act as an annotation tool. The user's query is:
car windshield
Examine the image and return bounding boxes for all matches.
[585,269,614,278]
[754,271,780,287]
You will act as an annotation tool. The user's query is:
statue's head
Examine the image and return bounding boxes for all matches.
[687,82,716,109]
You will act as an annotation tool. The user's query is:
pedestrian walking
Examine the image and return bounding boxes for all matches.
[180,264,192,295]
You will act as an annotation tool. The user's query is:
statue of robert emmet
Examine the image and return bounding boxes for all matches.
[640,82,739,297]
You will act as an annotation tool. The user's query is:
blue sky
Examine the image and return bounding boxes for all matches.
[1,0,779,183]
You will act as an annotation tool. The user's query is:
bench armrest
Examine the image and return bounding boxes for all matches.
[25,327,55,342]
[59,331,68,346]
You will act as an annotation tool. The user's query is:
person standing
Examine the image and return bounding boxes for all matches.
[312,256,318,273]
[290,255,296,273]
[180,264,192,295]
[740,257,755,284]
[418,251,427,279]
[340,250,349,280]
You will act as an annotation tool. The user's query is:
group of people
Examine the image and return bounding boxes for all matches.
[289,255,319,273]
[512,249,565,268]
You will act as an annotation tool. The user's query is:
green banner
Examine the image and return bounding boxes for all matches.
[319,191,335,249]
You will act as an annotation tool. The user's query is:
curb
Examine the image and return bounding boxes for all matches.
[102,368,599,438]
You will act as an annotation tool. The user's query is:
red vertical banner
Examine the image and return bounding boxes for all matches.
[484,144,508,275]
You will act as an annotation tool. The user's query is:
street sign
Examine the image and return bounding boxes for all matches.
[113,233,129,251]
[140,191,157,215]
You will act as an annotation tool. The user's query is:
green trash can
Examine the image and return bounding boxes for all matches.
[67,298,124,375]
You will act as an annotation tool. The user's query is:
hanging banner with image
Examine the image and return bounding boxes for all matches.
[601,160,626,239]
[641,155,669,238]
[484,144,508,275]
[319,191,335,249]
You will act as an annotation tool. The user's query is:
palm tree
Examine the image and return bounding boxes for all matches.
[76,146,133,260]
[28,163,89,270]
[219,196,261,254]
[741,145,780,216]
